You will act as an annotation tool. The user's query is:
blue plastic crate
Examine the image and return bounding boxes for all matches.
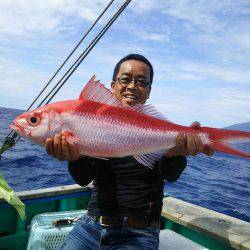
[27,210,87,250]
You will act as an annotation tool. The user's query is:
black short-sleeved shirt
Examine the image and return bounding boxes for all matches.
[68,155,186,220]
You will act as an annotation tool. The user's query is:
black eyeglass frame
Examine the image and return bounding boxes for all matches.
[115,76,150,88]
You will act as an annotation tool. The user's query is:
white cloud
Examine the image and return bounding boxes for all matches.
[0,0,116,38]
[150,84,250,128]
[179,61,250,84]
[0,0,249,128]
[154,58,250,85]
[131,0,250,32]
[129,0,159,13]
[130,0,250,66]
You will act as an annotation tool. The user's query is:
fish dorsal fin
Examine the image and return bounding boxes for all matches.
[79,75,122,107]
[129,103,172,122]
[80,76,173,123]
[133,151,165,169]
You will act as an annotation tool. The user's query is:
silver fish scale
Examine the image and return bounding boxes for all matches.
[61,111,178,157]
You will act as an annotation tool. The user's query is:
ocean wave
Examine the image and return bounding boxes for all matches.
[1,107,249,222]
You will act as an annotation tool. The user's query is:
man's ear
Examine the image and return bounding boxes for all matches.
[146,86,152,99]
[111,81,115,93]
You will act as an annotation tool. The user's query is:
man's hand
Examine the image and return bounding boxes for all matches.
[45,133,81,161]
[166,122,215,157]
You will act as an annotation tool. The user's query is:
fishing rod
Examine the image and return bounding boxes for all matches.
[41,0,131,106]
[1,0,115,141]
[28,0,116,111]
[12,0,132,147]
[0,0,132,159]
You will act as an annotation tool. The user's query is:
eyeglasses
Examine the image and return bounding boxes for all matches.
[116,76,150,88]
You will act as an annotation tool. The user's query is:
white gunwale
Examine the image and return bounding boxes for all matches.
[1,185,249,250]
[162,197,250,250]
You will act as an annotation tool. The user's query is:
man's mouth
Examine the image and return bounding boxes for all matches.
[123,94,138,100]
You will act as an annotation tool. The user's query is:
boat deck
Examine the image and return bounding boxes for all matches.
[0,184,249,249]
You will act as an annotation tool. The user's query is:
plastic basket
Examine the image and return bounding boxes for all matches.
[27,210,87,250]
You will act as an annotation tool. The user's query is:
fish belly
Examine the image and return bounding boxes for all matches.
[62,112,178,157]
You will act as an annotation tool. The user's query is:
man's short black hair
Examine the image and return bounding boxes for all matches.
[112,54,154,86]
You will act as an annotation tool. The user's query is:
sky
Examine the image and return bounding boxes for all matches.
[0,0,249,128]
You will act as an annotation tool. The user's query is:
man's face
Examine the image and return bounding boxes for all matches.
[111,60,151,107]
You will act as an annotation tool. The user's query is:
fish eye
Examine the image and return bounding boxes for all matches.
[28,115,40,126]
[29,116,37,124]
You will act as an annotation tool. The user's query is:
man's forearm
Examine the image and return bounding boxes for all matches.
[68,157,96,186]
[160,156,187,182]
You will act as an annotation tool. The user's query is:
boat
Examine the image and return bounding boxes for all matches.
[0,184,249,250]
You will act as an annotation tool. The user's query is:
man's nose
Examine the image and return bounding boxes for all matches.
[127,80,137,89]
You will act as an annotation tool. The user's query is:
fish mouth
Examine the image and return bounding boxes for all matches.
[11,122,25,134]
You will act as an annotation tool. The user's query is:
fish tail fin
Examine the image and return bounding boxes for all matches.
[203,127,250,158]
[213,141,250,158]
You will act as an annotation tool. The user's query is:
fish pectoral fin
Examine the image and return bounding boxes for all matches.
[62,131,79,145]
[133,151,165,169]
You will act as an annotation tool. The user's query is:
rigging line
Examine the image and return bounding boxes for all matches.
[0,0,132,154]
[26,0,116,111]
[40,0,131,106]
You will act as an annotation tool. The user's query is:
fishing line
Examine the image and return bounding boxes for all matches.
[42,1,131,105]
[27,0,116,111]
[43,0,131,105]
[2,0,116,142]
[0,0,132,158]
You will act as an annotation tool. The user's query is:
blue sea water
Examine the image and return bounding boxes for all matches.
[0,107,249,222]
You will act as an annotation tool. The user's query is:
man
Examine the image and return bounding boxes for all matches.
[46,54,214,249]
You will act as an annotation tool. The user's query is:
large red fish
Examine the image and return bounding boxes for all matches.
[11,75,250,167]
